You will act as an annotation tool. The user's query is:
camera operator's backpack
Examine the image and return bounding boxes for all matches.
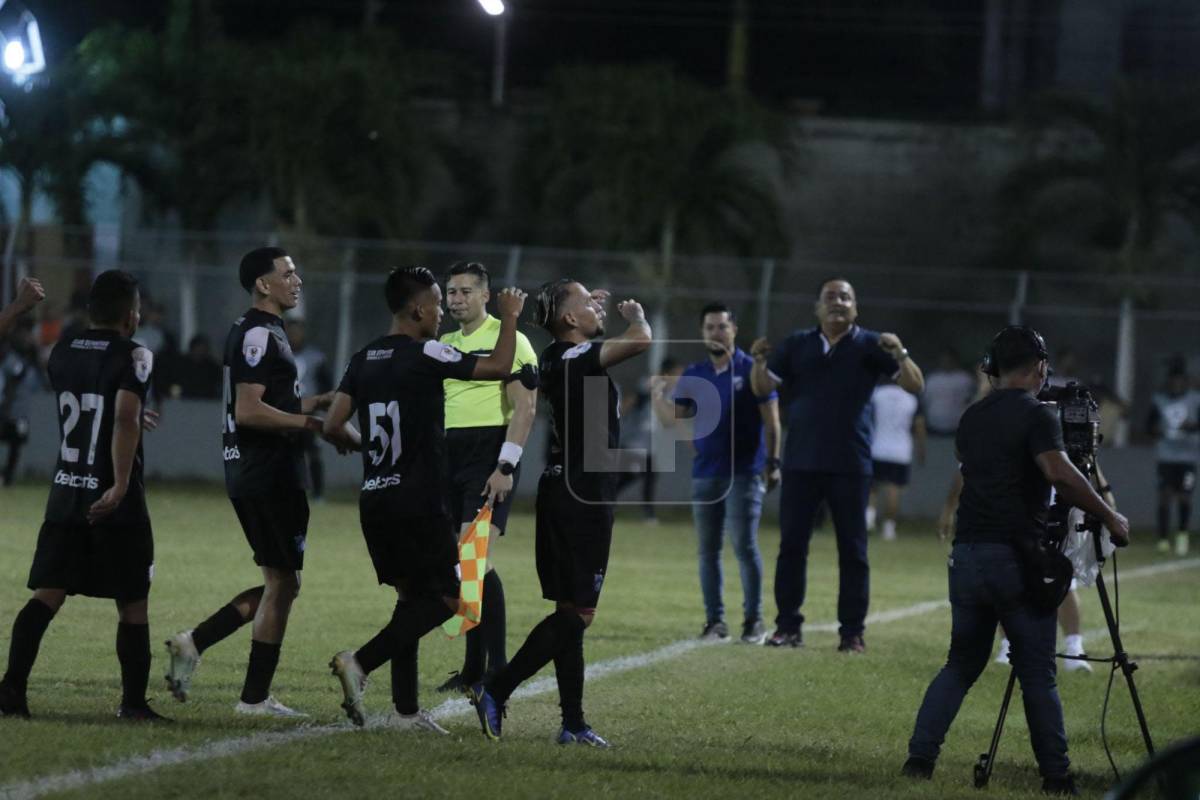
[1012,534,1074,613]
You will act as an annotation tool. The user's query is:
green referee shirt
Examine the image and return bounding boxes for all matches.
[441,315,537,429]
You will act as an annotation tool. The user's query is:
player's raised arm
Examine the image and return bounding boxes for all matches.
[470,288,527,380]
[87,388,142,524]
[749,338,779,397]
[0,277,45,338]
[598,299,652,368]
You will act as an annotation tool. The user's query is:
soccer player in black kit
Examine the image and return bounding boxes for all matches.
[323,267,526,731]
[164,247,335,717]
[902,327,1129,795]
[469,280,651,747]
[0,270,166,721]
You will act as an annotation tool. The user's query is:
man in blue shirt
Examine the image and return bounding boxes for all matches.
[750,279,923,652]
[653,303,781,644]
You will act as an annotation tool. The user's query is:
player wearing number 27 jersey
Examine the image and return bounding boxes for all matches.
[1,271,167,722]
[322,267,526,728]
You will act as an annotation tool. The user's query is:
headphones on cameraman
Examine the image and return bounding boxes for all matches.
[981,325,1049,377]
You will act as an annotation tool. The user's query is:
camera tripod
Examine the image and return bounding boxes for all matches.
[973,511,1156,789]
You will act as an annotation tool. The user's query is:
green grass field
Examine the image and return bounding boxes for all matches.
[0,483,1197,799]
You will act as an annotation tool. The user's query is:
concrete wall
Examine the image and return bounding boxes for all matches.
[8,392,1171,530]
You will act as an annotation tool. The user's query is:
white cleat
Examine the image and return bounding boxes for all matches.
[381,709,449,735]
[994,639,1011,665]
[1062,655,1093,673]
[330,650,368,727]
[234,696,308,718]
[1176,532,1190,557]
[164,630,201,702]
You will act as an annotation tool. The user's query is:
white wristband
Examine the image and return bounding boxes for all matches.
[498,441,523,466]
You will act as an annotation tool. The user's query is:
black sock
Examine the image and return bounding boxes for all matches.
[488,610,583,705]
[192,589,259,654]
[240,640,282,704]
[1158,504,1169,539]
[3,599,55,691]
[482,570,507,674]
[1180,501,1192,533]
[116,622,151,708]
[554,624,586,732]
[357,597,450,675]
[461,628,484,684]
[391,640,419,715]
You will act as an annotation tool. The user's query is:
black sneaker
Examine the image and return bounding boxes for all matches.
[901,756,934,779]
[837,634,866,654]
[740,619,767,645]
[436,671,469,694]
[1041,775,1078,796]
[699,620,731,642]
[0,681,30,719]
[117,702,172,722]
[764,629,803,648]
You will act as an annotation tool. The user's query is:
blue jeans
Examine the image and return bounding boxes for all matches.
[692,474,766,624]
[774,470,871,637]
[908,542,1069,778]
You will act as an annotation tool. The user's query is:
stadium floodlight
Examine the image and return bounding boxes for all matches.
[475,0,508,107]
[477,0,505,16]
[0,0,45,84]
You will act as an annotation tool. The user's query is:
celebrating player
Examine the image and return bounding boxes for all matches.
[0,277,45,339]
[468,280,651,747]
[164,247,334,717]
[324,267,526,730]
[435,261,539,694]
[0,271,165,721]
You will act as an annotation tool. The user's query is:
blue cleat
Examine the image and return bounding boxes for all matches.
[467,682,504,740]
[556,726,611,748]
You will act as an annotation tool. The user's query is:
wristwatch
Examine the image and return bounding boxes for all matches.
[895,348,909,361]
[497,461,516,476]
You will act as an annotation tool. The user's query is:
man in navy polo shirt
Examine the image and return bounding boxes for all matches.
[653,303,781,644]
[750,279,923,652]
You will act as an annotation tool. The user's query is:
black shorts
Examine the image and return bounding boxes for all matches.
[27,517,154,602]
[871,460,911,487]
[446,426,522,533]
[360,510,459,598]
[231,490,309,571]
[1157,462,1196,493]
[535,471,614,609]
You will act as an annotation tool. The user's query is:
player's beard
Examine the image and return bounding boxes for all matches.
[594,321,606,337]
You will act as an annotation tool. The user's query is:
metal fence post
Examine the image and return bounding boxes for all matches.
[1009,270,1028,325]
[757,258,776,338]
[179,260,197,349]
[335,248,356,374]
[504,245,521,287]
[1113,296,1135,446]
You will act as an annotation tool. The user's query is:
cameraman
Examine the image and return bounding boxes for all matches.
[902,327,1129,795]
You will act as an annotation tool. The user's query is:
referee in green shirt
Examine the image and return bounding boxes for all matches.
[437,262,538,693]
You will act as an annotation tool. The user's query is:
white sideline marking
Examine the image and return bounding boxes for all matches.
[2,556,1195,800]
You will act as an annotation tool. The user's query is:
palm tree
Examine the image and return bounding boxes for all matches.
[1000,81,1200,276]
[519,64,792,351]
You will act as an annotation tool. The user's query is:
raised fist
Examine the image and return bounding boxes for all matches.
[496,287,527,317]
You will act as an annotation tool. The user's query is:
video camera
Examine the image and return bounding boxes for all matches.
[1039,381,1103,546]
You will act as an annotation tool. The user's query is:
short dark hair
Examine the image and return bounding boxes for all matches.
[535,278,574,332]
[88,270,140,326]
[817,277,853,297]
[986,325,1049,376]
[699,302,735,325]
[447,261,489,288]
[239,247,289,292]
[385,266,437,314]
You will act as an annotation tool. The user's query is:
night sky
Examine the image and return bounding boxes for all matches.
[29,0,988,116]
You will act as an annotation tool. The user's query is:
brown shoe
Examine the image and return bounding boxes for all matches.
[837,634,866,654]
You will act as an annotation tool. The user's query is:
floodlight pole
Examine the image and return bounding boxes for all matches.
[491,12,507,108]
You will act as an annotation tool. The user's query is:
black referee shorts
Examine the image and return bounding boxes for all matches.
[27,516,154,602]
[446,426,521,533]
[535,470,614,609]
[359,508,460,599]
[231,490,309,571]
[871,459,911,487]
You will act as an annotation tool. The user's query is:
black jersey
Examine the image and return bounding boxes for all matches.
[222,308,306,498]
[337,335,478,517]
[540,339,620,503]
[43,329,153,527]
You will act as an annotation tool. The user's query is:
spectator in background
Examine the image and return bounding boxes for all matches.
[170,334,223,400]
[287,318,332,502]
[616,375,659,522]
[1,319,46,485]
[866,377,926,541]
[1148,357,1199,556]
[922,349,973,436]
[654,306,780,645]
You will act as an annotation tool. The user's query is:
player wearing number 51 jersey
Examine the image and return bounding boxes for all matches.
[1,271,167,722]
[322,266,526,729]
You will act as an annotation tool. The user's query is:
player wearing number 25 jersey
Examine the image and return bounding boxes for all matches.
[323,266,526,728]
[1,271,167,722]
